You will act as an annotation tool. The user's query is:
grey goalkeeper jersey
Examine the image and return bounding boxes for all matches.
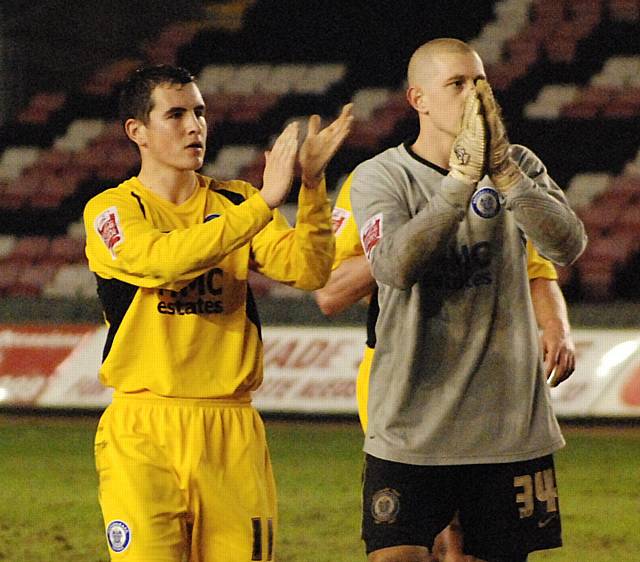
[351,142,587,465]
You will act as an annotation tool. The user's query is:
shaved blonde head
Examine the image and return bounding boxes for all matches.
[407,38,480,87]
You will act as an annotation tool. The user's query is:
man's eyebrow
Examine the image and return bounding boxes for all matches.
[163,103,206,116]
[444,73,486,83]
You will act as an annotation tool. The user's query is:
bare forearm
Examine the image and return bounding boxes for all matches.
[530,277,570,334]
[314,255,376,316]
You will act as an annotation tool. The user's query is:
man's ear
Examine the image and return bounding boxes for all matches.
[124,118,146,147]
[406,86,428,114]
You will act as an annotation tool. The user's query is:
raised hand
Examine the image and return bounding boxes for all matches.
[476,79,525,191]
[299,103,354,189]
[448,89,486,186]
[260,121,299,209]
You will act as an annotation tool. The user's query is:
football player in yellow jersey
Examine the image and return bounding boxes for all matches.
[84,65,352,562]
[315,172,576,562]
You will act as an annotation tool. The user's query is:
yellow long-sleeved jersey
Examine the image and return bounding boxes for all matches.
[84,173,334,399]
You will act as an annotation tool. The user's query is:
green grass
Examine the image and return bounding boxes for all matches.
[0,415,639,561]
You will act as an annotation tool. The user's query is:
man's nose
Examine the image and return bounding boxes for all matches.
[186,112,204,131]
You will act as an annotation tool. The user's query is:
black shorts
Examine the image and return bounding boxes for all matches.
[362,453,562,560]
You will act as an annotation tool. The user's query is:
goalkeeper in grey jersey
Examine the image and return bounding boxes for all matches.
[350,39,587,562]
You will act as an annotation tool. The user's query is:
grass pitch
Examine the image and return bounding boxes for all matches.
[0,414,638,561]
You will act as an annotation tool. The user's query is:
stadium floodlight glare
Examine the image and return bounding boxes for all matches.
[596,339,640,378]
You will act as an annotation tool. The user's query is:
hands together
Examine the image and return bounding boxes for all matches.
[448,79,525,191]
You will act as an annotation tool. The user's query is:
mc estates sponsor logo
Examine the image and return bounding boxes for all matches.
[157,268,224,315]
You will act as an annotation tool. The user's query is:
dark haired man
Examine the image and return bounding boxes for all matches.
[84,64,352,561]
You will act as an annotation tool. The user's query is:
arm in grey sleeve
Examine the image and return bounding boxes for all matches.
[350,161,474,290]
[503,145,587,266]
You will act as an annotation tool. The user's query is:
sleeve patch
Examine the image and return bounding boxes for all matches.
[94,206,124,259]
[331,207,351,236]
[360,213,383,260]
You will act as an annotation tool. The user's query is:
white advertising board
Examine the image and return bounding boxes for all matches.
[2,324,640,418]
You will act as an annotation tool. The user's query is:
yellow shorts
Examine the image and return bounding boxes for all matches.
[356,345,375,433]
[94,392,277,562]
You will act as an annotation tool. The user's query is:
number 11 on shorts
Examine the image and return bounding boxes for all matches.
[251,517,274,561]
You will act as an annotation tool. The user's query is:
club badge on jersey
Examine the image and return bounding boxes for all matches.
[106,520,131,553]
[471,187,502,219]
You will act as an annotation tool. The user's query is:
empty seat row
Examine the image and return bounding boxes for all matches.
[197,63,346,95]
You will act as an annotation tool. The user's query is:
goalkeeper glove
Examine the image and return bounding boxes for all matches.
[476,79,525,191]
[448,89,487,186]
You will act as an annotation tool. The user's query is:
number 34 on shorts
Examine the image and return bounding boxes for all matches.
[514,467,558,524]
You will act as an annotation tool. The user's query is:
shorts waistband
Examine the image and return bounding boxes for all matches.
[112,390,252,408]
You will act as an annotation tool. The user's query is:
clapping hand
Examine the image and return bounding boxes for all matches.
[299,103,354,189]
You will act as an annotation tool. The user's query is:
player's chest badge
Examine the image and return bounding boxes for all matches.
[471,187,502,219]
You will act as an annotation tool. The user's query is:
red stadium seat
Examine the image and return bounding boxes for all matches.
[554,264,575,288]
[576,233,635,300]
[560,100,601,119]
[3,236,51,265]
[44,236,87,266]
[9,264,58,297]
[0,265,21,296]
[82,59,142,97]
[609,0,640,22]
[577,198,625,235]
[602,98,640,118]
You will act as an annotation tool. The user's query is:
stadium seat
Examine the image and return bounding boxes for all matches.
[44,236,87,266]
[560,100,601,119]
[54,119,107,152]
[607,173,640,198]
[602,97,640,118]
[609,0,640,22]
[1,170,46,210]
[524,84,579,119]
[10,264,59,297]
[0,146,41,181]
[298,64,346,94]
[203,145,261,180]
[576,233,635,300]
[227,93,279,123]
[577,198,624,236]
[3,236,51,265]
[263,65,310,95]
[82,58,143,97]
[142,21,204,66]
[0,266,21,297]
[225,64,272,94]
[28,178,69,209]
[17,92,67,125]
[0,235,17,260]
[351,88,392,121]
[615,204,640,233]
[198,65,238,94]
[565,171,611,209]
[43,263,97,299]
[544,34,578,64]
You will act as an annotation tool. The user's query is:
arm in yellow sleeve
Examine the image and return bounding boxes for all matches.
[84,190,272,289]
[526,239,558,280]
[314,172,375,315]
[250,178,335,290]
